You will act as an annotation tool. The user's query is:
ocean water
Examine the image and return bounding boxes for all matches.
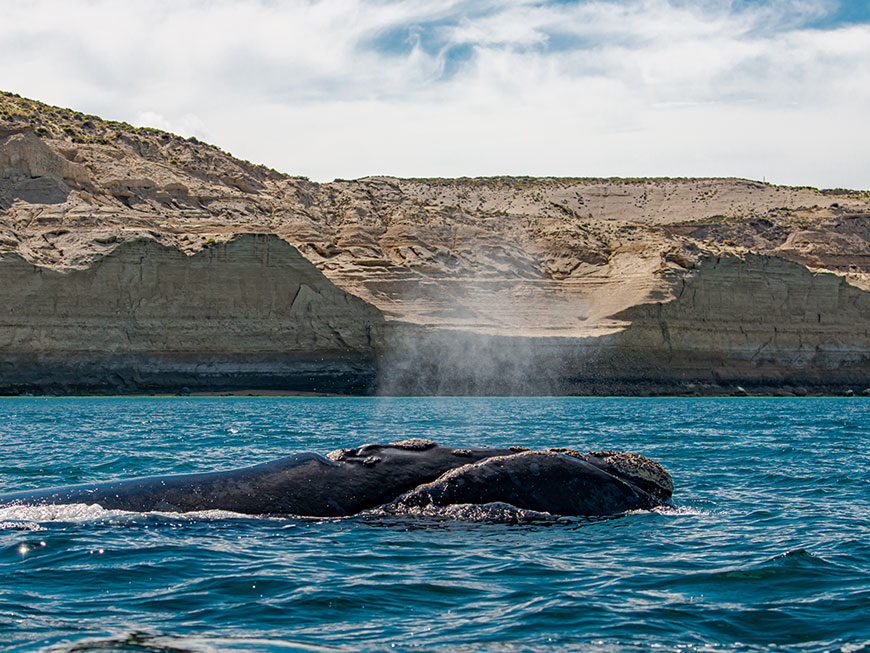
[0,397,868,652]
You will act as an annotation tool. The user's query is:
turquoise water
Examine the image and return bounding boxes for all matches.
[0,397,868,652]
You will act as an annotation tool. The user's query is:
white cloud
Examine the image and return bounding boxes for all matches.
[136,111,211,141]
[0,0,868,188]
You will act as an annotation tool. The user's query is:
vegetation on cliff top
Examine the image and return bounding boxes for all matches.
[7,90,867,198]
[0,90,286,182]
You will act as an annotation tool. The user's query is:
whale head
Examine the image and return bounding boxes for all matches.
[584,450,674,502]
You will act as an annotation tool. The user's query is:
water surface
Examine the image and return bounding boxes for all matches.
[1,397,868,651]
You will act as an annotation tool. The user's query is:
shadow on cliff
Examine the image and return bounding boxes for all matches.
[0,176,71,209]
[1,127,86,209]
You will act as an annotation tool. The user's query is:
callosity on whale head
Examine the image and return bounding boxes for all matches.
[584,450,674,502]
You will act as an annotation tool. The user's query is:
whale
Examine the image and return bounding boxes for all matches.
[0,440,673,517]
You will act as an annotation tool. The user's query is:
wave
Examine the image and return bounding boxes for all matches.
[0,502,260,529]
[666,547,856,590]
[651,503,714,517]
[37,629,341,652]
[1,498,675,529]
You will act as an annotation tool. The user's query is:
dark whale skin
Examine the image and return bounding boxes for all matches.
[0,442,516,516]
[0,441,673,517]
[393,451,669,516]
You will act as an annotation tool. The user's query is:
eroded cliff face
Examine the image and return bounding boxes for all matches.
[376,255,870,395]
[1,91,869,395]
[0,234,383,393]
[599,255,870,393]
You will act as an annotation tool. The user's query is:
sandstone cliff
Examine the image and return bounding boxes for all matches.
[0,233,383,394]
[1,91,868,395]
[600,254,870,393]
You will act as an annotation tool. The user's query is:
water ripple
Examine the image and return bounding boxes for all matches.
[1,397,869,651]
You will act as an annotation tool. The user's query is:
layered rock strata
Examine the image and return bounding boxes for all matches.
[601,255,870,393]
[0,234,383,394]
[1,91,869,395]
[380,255,870,395]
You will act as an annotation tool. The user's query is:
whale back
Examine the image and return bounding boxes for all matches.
[0,452,336,514]
[318,439,518,515]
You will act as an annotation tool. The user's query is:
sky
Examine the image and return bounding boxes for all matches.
[1,0,868,188]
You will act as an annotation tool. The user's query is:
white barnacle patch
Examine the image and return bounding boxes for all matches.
[588,450,674,495]
[326,448,354,461]
[388,438,437,450]
[549,447,584,459]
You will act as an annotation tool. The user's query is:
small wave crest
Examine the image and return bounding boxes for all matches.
[0,502,115,528]
[0,519,46,531]
[722,548,834,580]
[764,548,826,567]
[652,503,713,517]
[0,502,261,527]
[38,629,341,652]
[670,548,845,590]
